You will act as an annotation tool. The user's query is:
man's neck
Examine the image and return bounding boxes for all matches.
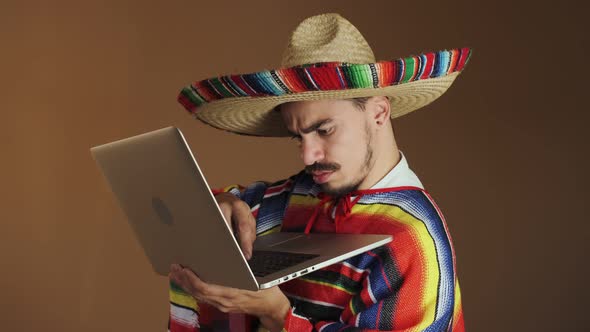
[357,143,400,190]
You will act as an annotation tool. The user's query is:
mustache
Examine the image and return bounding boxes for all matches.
[305,162,341,173]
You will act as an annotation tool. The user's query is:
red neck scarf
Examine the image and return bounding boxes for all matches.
[304,186,423,234]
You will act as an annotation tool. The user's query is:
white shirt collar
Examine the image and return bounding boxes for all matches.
[370,151,424,190]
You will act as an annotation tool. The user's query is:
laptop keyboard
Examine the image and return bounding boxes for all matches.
[248,250,319,277]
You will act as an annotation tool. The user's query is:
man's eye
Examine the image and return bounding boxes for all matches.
[291,135,302,142]
[317,127,333,136]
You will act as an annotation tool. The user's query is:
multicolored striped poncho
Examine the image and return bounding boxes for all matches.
[169,170,464,331]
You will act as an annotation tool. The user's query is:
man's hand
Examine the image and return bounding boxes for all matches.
[215,192,256,259]
[169,264,291,332]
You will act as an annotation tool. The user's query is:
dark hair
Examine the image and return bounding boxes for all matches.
[349,97,371,110]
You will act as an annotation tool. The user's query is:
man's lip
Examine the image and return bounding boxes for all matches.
[311,170,332,176]
[312,171,334,184]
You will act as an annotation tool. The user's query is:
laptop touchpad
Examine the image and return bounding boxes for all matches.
[254,233,304,248]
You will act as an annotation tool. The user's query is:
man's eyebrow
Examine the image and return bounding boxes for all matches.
[290,119,332,136]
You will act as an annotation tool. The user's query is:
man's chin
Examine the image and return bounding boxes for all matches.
[319,182,359,198]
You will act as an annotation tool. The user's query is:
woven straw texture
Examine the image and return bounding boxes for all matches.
[178,13,471,137]
[281,13,375,66]
[194,72,459,136]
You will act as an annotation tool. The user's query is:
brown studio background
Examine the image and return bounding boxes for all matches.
[0,0,588,331]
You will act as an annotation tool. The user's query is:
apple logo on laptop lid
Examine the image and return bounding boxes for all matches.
[152,197,174,226]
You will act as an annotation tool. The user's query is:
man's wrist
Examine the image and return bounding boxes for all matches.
[259,296,291,332]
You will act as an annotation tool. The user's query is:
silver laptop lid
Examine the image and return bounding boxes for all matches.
[91,127,259,290]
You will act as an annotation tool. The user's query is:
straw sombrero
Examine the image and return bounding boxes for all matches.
[178,13,472,137]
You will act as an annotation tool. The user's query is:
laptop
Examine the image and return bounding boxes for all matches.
[90,126,392,291]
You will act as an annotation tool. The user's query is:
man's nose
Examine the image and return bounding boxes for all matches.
[300,137,324,166]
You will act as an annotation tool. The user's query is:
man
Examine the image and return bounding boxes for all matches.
[169,13,470,331]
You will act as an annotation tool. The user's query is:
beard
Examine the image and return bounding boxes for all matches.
[309,122,375,198]
[320,144,373,197]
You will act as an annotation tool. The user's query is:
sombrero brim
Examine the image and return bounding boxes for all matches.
[178,48,471,137]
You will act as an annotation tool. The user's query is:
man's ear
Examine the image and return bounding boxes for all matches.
[369,96,391,126]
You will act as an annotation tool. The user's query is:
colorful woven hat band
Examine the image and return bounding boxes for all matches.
[178,47,471,114]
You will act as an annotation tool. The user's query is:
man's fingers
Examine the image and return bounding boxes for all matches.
[219,204,233,228]
[216,192,237,228]
[215,193,256,259]
[169,264,185,287]
[232,201,256,259]
[177,267,205,296]
[181,267,245,303]
[171,265,282,317]
[170,264,254,315]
